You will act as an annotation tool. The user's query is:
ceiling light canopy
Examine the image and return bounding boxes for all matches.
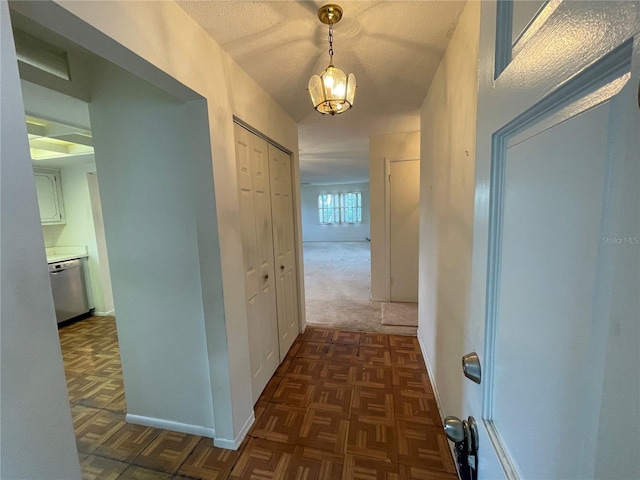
[308,4,356,116]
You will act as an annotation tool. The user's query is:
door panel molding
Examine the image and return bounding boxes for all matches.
[483,38,633,476]
[495,1,635,83]
[484,37,633,410]
[511,0,557,60]
[495,0,553,78]
[494,0,514,78]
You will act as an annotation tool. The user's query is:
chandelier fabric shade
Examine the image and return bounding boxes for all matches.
[309,4,356,116]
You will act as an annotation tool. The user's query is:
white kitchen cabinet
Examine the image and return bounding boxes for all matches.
[33,167,66,224]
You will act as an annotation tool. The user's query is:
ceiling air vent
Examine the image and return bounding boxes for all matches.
[13,28,71,81]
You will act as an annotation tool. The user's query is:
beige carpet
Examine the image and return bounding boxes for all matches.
[303,242,417,335]
[381,302,418,326]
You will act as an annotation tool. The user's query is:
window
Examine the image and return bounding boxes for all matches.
[318,192,362,224]
[318,194,338,224]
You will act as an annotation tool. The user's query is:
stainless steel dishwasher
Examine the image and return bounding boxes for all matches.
[48,259,90,323]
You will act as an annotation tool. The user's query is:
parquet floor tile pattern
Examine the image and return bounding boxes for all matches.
[59,317,457,479]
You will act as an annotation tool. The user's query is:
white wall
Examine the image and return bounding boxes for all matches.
[88,61,216,438]
[21,79,91,128]
[369,132,419,300]
[87,172,115,316]
[0,1,81,477]
[418,0,480,443]
[301,183,370,242]
[10,0,302,451]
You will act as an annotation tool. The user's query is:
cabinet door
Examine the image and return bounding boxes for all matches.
[34,169,65,224]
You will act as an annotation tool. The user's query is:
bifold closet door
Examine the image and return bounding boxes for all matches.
[234,124,279,403]
[268,144,299,359]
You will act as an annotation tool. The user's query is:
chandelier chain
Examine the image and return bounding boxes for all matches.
[328,24,334,63]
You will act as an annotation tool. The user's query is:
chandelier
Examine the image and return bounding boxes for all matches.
[308,4,356,115]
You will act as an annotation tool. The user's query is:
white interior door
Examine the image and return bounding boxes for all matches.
[389,159,420,302]
[471,2,639,479]
[268,144,299,359]
[234,124,279,403]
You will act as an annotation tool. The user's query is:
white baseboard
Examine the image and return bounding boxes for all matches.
[93,309,115,317]
[126,414,215,439]
[214,412,255,450]
[370,297,388,302]
[416,329,458,472]
[416,329,446,423]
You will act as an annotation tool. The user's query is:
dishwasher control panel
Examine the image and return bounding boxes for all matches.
[49,259,79,272]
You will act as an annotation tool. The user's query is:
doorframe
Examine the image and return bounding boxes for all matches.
[384,157,420,301]
[86,171,115,316]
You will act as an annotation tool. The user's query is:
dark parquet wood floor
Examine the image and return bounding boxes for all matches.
[59,316,457,479]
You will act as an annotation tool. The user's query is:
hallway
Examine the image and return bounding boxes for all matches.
[303,242,417,335]
[60,316,454,479]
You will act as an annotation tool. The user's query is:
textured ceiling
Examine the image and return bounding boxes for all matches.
[178,1,465,184]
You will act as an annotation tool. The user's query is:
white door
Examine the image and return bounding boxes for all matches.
[470,2,639,479]
[388,159,419,302]
[234,124,279,403]
[268,144,299,359]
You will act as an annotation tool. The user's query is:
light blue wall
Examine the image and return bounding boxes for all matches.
[1,2,81,477]
[89,61,216,435]
[301,182,370,242]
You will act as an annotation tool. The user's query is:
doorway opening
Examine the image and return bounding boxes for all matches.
[20,67,130,471]
[300,182,416,334]
[303,240,376,328]
[10,3,219,454]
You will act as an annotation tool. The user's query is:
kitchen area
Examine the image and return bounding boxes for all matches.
[26,80,115,325]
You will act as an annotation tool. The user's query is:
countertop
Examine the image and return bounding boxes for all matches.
[46,246,88,264]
